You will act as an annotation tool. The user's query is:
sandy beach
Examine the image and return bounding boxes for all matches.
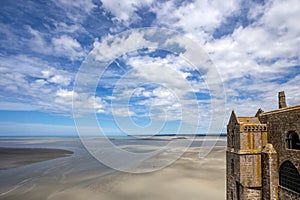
[0,148,73,170]
[65,146,226,200]
[0,138,226,200]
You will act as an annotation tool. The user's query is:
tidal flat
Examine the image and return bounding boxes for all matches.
[0,137,226,200]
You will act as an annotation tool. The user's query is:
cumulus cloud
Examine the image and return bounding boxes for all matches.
[151,0,239,43]
[92,31,156,62]
[0,55,75,114]
[178,0,299,119]
[28,27,86,61]
[48,75,70,86]
[101,0,154,25]
[97,0,300,123]
[51,35,85,61]
[94,50,209,124]
[83,26,226,132]
[1,0,300,134]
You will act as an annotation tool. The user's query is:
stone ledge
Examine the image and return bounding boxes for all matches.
[260,104,300,116]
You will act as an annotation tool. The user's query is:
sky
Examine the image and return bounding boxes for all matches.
[0,0,299,136]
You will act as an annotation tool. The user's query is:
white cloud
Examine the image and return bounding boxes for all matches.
[70,92,107,114]
[109,85,183,121]
[55,89,75,103]
[2,0,300,134]
[27,26,52,54]
[92,31,155,62]
[87,28,217,125]
[48,75,71,86]
[152,0,239,43]
[199,1,300,115]
[125,54,198,95]
[130,0,300,119]
[112,107,136,117]
[262,0,300,35]
[53,22,81,33]
[27,27,86,61]
[41,68,72,86]
[52,35,86,61]
[99,52,209,123]
[0,55,75,114]
[101,0,154,25]
[57,0,95,13]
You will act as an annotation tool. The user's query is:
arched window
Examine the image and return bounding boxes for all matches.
[279,161,300,194]
[286,131,300,150]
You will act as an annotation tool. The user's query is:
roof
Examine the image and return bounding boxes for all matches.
[237,117,261,124]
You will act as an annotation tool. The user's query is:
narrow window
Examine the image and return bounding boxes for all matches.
[231,130,235,147]
[287,131,300,150]
[236,181,240,199]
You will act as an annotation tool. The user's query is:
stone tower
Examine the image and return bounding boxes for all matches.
[278,91,287,108]
[226,111,268,200]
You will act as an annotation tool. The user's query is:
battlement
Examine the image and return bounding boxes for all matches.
[242,125,267,132]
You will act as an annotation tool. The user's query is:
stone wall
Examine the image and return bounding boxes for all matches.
[259,106,300,171]
[226,112,264,200]
[278,186,300,200]
[227,94,300,200]
[243,187,261,200]
[259,106,300,199]
[226,150,262,199]
[226,151,240,200]
[261,144,278,200]
[239,154,261,187]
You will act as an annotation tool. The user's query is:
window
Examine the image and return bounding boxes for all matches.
[279,161,300,194]
[236,181,240,199]
[286,131,300,150]
[231,129,235,147]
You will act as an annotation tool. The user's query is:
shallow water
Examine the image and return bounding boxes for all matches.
[0,137,226,200]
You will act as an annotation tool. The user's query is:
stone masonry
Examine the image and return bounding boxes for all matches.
[226,92,300,200]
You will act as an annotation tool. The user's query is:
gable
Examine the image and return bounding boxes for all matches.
[228,110,238,127]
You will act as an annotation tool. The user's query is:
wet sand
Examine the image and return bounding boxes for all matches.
[0,138,226,200]
[0,147,73,170]
[46,146,226,200]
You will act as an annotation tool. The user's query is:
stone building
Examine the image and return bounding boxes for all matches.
[226,91,300,200]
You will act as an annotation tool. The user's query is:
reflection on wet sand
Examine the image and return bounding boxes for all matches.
[0,137,226,200]
[0,148,73,170]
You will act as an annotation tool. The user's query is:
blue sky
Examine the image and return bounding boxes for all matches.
[0,0,299,136]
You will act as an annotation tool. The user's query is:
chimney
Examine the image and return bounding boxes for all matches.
[278,91,287,109]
